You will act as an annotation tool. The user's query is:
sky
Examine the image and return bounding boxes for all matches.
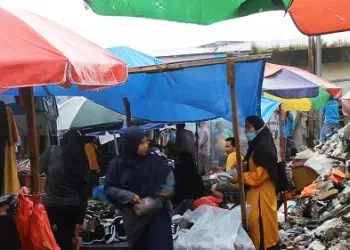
[1,0,350,54]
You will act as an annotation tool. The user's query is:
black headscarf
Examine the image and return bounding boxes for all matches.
[121,126,147,167]
[106,126,171,198]
[60,129,88,185]
[245,116,278,185]
[172,151,205,204]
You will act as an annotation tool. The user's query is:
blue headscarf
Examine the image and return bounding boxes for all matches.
[106,126,170,198]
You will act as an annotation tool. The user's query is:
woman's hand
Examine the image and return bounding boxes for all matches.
[158,191,172,198]
[229,171,239,184]
[132,194,141,204]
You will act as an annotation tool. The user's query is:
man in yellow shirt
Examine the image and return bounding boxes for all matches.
[211,137,239,199]
[224,137,237,171]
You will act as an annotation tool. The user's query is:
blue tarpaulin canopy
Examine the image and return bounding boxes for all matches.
[3,46,273,124]
[107,46,164,67]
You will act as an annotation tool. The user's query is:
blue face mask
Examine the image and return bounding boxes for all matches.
[245,132,256,142]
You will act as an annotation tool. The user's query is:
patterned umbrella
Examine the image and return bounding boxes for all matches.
[263,63,342,99]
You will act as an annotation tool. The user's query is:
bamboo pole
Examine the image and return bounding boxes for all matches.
[226,53,248,230]
[19,87,40,194]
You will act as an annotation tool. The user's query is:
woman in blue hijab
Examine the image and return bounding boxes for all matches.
[105,126,174,250]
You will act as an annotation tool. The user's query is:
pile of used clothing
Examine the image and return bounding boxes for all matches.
[82,199,126,245]
[278,125,350,250]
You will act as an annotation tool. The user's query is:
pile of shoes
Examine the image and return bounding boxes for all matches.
[171,210,195,240]
[83,199,127,245]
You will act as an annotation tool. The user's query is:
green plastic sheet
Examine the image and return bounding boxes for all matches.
[311,88,331,111]
[86,0,291,24]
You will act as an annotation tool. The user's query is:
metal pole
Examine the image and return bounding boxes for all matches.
[307,36,316,147]
[112,131,119,156]
[315,36,323,137]
[315,36,322,77]
[279,105,286,161]
[308,36,316,74]
[227,53,247,230]
[19,87,40,194]
[123,97,132,127]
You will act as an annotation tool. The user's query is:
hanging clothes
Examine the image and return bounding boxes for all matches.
[4,107,20,195]
[85,143,100,171]
[0,102,9,195]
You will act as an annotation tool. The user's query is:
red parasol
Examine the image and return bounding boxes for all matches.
[0,6,127,90]
[0,6,128,193]
[289,0,350,36]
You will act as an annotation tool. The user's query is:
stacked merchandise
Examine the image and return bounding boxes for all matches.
[83,200,127,246]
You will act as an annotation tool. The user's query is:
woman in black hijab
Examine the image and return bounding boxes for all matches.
[105,126,174,250]
[40,129,89,250]
[237,116,279,250]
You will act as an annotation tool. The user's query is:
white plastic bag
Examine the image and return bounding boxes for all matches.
[174,205,254,250]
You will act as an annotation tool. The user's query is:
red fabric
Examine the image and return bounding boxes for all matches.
[193,196,222,209]
[0,7,127,90]
[15,189,34,250]
[289,0,350,36]
[14,187,60,250]
[30,203,60,250]
[330,170,346,184]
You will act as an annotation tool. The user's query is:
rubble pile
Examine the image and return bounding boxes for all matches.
[279,126,350,250]
[280,183,350,249]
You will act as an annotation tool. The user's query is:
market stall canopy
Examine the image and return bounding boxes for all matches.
[0,6,129,194]
[23,58,266,123]
[107,46,164,67]
[84,0,291,25]
[4,48,266,124]
[84,0,350,36]
[263,63,342,99]
[341,91,350,116]
[264,89,331,112]
[288,0,350,36]
[57,97,125,131]
[0,6,127,91]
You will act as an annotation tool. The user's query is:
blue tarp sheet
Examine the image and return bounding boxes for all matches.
[3,47,268,124]
[107,46,164,67]
[261,96,280,122]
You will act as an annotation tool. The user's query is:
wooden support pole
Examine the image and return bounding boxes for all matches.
[129,54,270,74]
[227,53,248,230]
[123,97,132,127]
[19,87,40,194]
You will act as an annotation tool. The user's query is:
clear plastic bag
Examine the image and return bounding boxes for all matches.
[174,205,254,250]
